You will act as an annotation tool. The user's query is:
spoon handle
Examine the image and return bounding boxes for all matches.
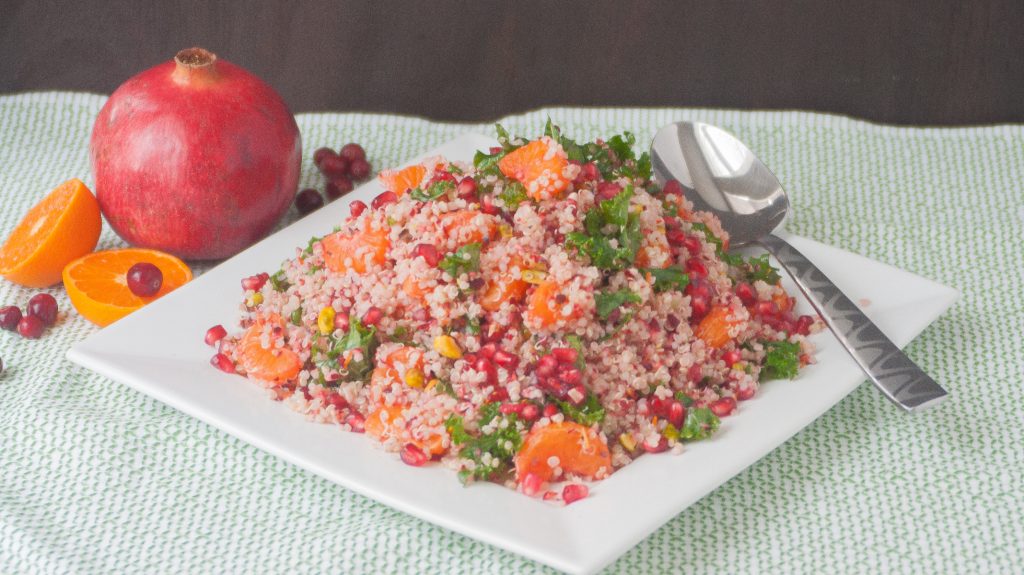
[758,233,947,412]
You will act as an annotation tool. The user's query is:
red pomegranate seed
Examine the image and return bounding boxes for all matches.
[682,234,703,256]
[596,182,622,200]
[500,402,525,416]
[412,308,430,322]
[575,162,600,184]
[324,393,348,410]
[295,188,324,214]
[348,159,371,180]
[27,293,59,326]
[685,257,708,278]
[320,154,349,178]
[722,349,742,366]
[666,229,687,246]
[313,147,337,167]
[492,349,519,369]
[371,190,398,210]
[339,143,366,162]
[551,347,578,365]
[456,177,478,201]
[642,436,669,453]
[543,491,559,501]
[478,343,497,359]
[326,176,354,200]
[241,272,269,292]
[562,484,589,504]
[795,315,814,335]
[414,243,441,266]
[481,195,499,215]
[686,278,712,299]
[536,355,558,378]
[754,301,777,316]
[475,357,498,384]
[205,325,227,347]
[345,413,365,432]
[735,282,756,306]
[669,401,686,428]
[521,403,540,421]
[400,443,428,467]
[126,263,163,297]
[560,368,582,385]
[362,306,383,326]
[488,387,510,403]
[737,386,756,401]
[690,296,710,319]
[0,306,22,331]
[687,363,704,382]
[710,397,737,417]
[462,353,478,365]
[210,353,235,374]
[333,311,350,330]
[662,179,684,196]
[521,472,543,496]
[542,403,559,418]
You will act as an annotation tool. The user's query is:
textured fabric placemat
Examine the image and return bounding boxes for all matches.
[0,92,1021,574]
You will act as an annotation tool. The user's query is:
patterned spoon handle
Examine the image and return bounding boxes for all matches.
[758,233,948,412]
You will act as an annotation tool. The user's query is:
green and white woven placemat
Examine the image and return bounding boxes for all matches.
[0,92,1021,574]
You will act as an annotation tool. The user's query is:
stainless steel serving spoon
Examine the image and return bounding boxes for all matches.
[650,121,947,412]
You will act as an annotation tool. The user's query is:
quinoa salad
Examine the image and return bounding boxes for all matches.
[210,123,822,503]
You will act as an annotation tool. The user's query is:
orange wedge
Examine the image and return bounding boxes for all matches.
[498,138,570,200]
[0,178,102,287]
[62,248,193,326]
[237,314,302,383]
[515,422,612,483]
[378,164,427,196]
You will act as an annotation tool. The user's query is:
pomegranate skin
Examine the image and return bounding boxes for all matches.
[91,48,301,260]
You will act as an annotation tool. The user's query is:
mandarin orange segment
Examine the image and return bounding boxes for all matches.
[437,210,499,248]
[365,403,445,455]
[695,305,742,349]
[62,248,192,327]
[321,218,390,274]
[525,280,580,328]
[498,138,569,200]
[514,421,612,483]
[480,270,529,312]
[237,314,302,384]
[378,164,427,196]
[0,178,102,287]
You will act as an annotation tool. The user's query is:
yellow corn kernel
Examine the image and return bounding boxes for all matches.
[520,269,548,284]
[426,378,440,391]
[317,307,336,335]
[433,335,462,359]
[498,224,513,239]
[405,368,425,388]
[246,292,264,307]
[619,433,637,452]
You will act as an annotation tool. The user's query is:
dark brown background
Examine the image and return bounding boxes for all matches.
[3,0,1022,125]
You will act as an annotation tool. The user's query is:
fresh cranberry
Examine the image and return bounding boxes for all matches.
[795,315,814,335]
[723,349,742,366]
[710,397,737,417]
[210,353,235,374]
[339,143,366,162]
[596,182,622,200]
[26,293,58,326]
[456,177,478,201]
[400,443,428,467]
[241,273,269,292]
[294,188,324,214]
[313,147,337,167]
[319,154,349,178]
[349,159,371,180]
[542,403,559,418]
[550,347,578,365]
[362,306,383,326]
[326,176,354,200]
[371,191,398,210]
[0,306,22,331]
[662,179,684,196]
[562,484,589,504]
[414,243,441,266]
[349,200,368,218]
[17,315,44,339]
[574,162,600,184]
[685,257,708,279]
[126,263,163,297]
[521,472,543,496]
[205,325,227,347]
[492,350,519,370]
[735,282,756,306]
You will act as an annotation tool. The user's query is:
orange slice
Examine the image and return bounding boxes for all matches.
[498,138,570,200]
[62,248,193,327]
[695,305,743,349]
[0,178,102,287]
[321,218,391,274]
[237,314,302,383]
[515,421,612,483]
[378,164,427,196]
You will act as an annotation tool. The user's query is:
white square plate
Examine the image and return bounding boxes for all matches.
[68,133,958,575]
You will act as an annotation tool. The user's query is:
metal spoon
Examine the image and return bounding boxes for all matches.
[650,121,947,412]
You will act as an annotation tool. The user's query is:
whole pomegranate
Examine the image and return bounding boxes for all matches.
[91,48,301,260]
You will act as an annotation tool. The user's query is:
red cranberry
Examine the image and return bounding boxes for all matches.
[492,350,519,370]
[795,315,814,335]
[126,263,163,297]
[210,353,235,374]
[333,311,350,330]
[319,154,349,178]
[371,191,398,210]
[575,162,600,184]
[710,397,737,417]
[241,273,269,292]
[339,143,366,162]
[414,243,441,266]
[362,306,383,326]
[562,484,589,504]
[349,200,368,218]
[313,147,337,167]
[551,347,578,365]
[685,257,708,278]
[456,177,478,201]
[542,403,559,418]
[596,182,622,200]
[349,159,371,180]
[294,188,324,215]
[723,349,742,366]
[521,403,539,421]
[205,325,227,347]
[400,443,428,467]
[326,176,354,200]
[0,306,22,331]
[17,315,44,339]
[26,293,59,326]
[521,472,543,496]
[662,179,684,196]
[735,282,756,306]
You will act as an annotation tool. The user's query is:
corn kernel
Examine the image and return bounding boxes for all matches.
[317,307,336,335]
[433,335,462,359]
[405,368,425,388]
[520,269,548,284]
[619,434,637,452]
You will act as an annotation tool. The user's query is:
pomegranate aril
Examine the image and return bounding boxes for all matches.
[295,188,324,215]
[205,324,227,347]
[371,190,398,210]
[339,143,366,162]
[333,311,350,330]
[500,402,525,415]
[324,392,348,410]
[669,401,686,428]
[561,368,582,385]
[456,177,478,201]
[596,182,622,200]
[475,357,498,384]
[754,301,777,316]
[542,403,559,418]
[722,349,742,366]
[346,413,366,432]
[737,386,756,401]
[414,243,441,266]
[690,296,710,319]
[348,159,371,180]
[710,397,737,417]
[562,484,589,504]
[492,350,519,369]
[521,403,540,421]
[536,354,558,377]
[662,179,684,196]
[795,315,814,335]
[412,308,430,322]
[575,162,600,184]
[241,272,269,292]
[319,154,349,178]
[687,363,704,382]
[27,293,59,326]
[17,315,44,339]
[326,176,354,200]
[642,436,669,453]
[349,200,368,218]
[666,229,687,246]
[735,282,756,306]
[481,195,499,215]
[126,262,163,297]
[400,443,428,467]
[685,278,712,299]
[362,306,383,326]
[313,147,337,167]
[550,347,578,365]
[0,306,22,331]
[210,353,235,374]
[521,472,543,496]
[685,257,708,278]
[682,234,702,256]
[478,343,497,359]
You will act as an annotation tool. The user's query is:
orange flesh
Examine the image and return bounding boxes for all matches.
[498,139,570,200]
[514,421,612,483]
[437,210,499,248]
[321,219,390,274]
[480,272,529,312]
[365,403,445,455]
[526,280,579,327]
[695,305,741,349]
[237,314,302,383]
[378,165,427,196]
